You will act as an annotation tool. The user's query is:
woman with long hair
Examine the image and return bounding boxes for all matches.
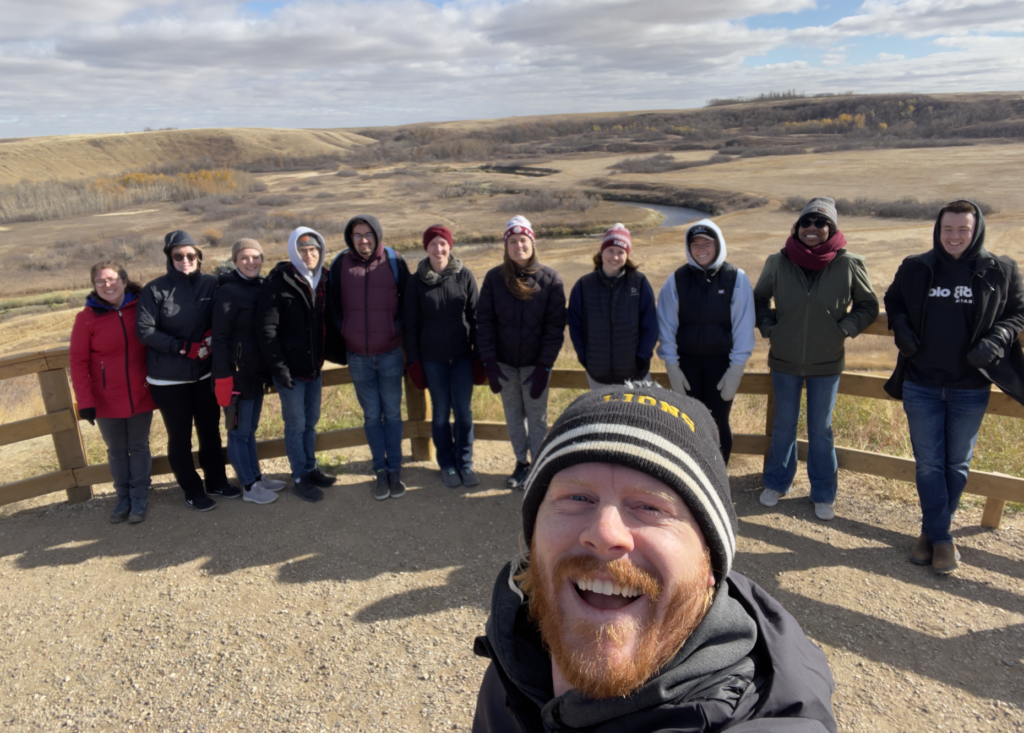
[404,225,482,488]
[567,223,658,389]
[69,261,157,523]
[137,230,233,512]
[476,216,566,489]
[753,197,878,521]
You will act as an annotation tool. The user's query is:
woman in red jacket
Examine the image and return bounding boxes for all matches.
[70,261,158,524]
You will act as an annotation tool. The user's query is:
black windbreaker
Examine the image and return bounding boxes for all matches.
[211,270,271,399]
[473,564,836,733]
[256,262,327,383]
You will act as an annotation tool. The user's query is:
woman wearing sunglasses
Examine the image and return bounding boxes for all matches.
[752,198,878,521]
[137,230,233,512]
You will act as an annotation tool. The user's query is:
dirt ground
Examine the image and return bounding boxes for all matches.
[0,439,1021,732]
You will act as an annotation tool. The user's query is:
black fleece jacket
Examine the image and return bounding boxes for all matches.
[256,262,327,384]
[884,202,1024,404]
[403,256,479,364]
[211,270,270,399]
[473,563,836,733]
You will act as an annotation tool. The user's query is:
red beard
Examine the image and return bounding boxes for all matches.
[524,552,712,699]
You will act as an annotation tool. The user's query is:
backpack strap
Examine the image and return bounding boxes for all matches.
[384,246,399,284]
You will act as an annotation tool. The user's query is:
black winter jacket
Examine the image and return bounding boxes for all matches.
[473,564,836,733]
[136,263,218,383]
[477,265,566,369]
[404,256,479,364]
[884,203,1024,404]
[256,262,327,384]
[212,270,271,399]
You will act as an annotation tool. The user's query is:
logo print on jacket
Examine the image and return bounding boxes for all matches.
[929,286,973,304]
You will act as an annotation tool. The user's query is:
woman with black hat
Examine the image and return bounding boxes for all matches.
[137,230,234,511]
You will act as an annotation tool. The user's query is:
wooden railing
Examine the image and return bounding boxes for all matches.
[2,314,1022,528]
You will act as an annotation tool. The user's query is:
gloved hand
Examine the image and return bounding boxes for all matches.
[199,329,213,361]
[634,357,651,381]
[967,338,1003,369]
[215,377,235,407]
[180,340,205,359]
[472,359,487,386]
[406,361,427,391]
[483,360,507,394]
[78,407,96,425]
[665,362,690,395]
[524,365,550,400]
[890,314,920,359]
[275,373,295,391]
[716,362,746,402]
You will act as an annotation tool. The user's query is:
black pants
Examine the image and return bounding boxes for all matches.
[150,380,227,498]
[680,353,734,463]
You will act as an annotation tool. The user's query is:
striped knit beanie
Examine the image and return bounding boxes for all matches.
[521,384,737,581]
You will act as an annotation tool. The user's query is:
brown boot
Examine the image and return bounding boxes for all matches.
[931,542,961,575]
[909,533,932,566]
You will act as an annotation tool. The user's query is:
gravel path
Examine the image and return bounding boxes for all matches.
[0,445,1021,732]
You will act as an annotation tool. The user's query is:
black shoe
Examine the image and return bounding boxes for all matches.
[209,484,242,499]
[293,477,324,503]
[373,471,390,501]
[507,461,530,490]
[460,467,481,488]
[185,494,218,512]
[387,470,406,499]
[305,468,337,488]
[109,497,131,523]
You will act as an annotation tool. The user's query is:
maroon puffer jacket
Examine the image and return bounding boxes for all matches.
[69,294,157,418]
[333,242,408,357]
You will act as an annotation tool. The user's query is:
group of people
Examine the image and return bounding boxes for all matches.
[69,198,1023,577]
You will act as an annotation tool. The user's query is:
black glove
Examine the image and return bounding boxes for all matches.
[77,407,96,425]
[524,365,550,400]
[634,357,651,380]
[483,360,507,394]
[966,338,1003,369]
[275,373,295,391]
[891,314,920,359]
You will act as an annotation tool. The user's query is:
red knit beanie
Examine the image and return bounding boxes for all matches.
[422,225,453,250]
[601,223,631,255]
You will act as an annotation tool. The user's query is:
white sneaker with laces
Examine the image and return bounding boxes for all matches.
[814,503,835,521]
[244,482,279,505]
[257,476,287,492]
[759,488,784,507]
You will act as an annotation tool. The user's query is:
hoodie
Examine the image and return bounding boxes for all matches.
[287,226,325,290]
[136,230,218,383]
[884,201,1024,401]
[656,219,755,367]
[329,214,411,357]
[472,562,836,733]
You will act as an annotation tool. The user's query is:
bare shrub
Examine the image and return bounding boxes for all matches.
[781,196,994,220]
[257,195,294,207]
[608,154,680,173]
[499,188,600,213]
[234,153,343,173]
[314,191,333,199]
[335,169,359,177]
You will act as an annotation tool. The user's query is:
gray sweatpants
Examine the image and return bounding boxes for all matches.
[96,412,154,500]
[498,363,550,464]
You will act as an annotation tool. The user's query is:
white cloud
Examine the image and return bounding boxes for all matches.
[877,52,906,60]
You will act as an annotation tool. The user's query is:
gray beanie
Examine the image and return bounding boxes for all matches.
[520,384,737,582]
[231,238,264,261]
[798,197,838,231]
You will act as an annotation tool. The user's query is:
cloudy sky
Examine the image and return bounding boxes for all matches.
[3,0,1023,138]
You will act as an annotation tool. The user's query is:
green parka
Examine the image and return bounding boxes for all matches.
[753,249,878,376]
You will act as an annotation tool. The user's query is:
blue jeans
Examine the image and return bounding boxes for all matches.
[422,358,474,471]
[902,381,989,545]
[764,371,841,504]
[275,376,322,479]
[226,392,264,486]
[347,347,404,473]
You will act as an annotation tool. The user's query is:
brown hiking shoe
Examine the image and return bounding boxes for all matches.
[931,542,961,575]
[909,533,932,565]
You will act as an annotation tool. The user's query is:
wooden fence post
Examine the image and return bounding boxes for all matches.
[981,498,1005,529]
[37,367,92,503]
[405,376,435,463]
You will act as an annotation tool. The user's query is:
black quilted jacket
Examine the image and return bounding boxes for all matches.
[476,264,566,369]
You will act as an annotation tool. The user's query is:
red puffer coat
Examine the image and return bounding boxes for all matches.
[69,292,157,418]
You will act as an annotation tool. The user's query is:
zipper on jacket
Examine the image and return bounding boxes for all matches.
[101,364,106,390]
[118,310,135,414]
[363,257,371,355]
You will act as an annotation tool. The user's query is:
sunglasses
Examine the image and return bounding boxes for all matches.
[798,216,830,229]
[172,253,198,262]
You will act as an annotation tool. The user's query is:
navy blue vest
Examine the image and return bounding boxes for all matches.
[674,262,737,357]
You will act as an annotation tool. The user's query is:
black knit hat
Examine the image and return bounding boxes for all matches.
[521,384,737,581]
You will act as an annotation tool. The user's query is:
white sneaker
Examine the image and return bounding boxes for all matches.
[257,476,287,492]
[243,482,279,505]
[759,488,784,507]
[814,503,835,521]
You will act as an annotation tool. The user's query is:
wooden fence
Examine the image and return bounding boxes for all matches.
[1,314,1022,528]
